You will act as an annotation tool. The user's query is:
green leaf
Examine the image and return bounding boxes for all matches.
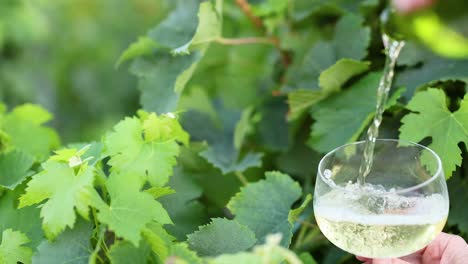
[308,73,404,153]
[208,253,262,264]
[148,1,199,50]
[256,98,290,151]
[299,252,318,264]
[160,167,207,240]
[132,52,200,114]
[142,222,176,261]
[207,233,302,264]
[288,194,312,224]
[285,14,370,92]
[109,241,152,264]
[167,243,203,264]
[18,161,97,240]
[447,175,468,234]
[399,89,468,177]
[0,150,34,190]
[287,59,369,120]
[287,90,325,121]
[32,220,93,264]
[227,171,302,246]
[332,15,370,60]
[234,107,258,150]
[96,172,172,246]
[0,229,32,264]
[0,185,43,249]
[172,1,222,55]
[2,104,60,161]
[116,36,159,67]
[105,114,187,187]
[145,187,176,199]
[187,218,256,257]
[132,0,222,113]
[183,108,263,174]
[318,59,370,93]
[200,150,262,175]
[395,55,468,101]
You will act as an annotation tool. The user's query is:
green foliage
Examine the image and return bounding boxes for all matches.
[400,88,468,177]
[0,229,32,264]
[308,73,403,153]
[0,185,43,249]
[0,150,33,190]
[0,104,59,161]
[104,113,188,187]
[32,220,93,264]
[227,172,303,246]
[187,218,256,257]
[95,173,172,246]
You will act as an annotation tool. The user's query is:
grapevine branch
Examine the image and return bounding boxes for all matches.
[234,0,292,71]
[235,0,264,30]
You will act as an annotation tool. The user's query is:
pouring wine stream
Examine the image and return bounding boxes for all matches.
[357,34,405,185]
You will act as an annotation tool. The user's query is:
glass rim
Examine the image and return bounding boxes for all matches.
[317,139,443,195]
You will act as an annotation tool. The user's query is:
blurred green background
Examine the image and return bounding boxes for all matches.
[0,0,175,142]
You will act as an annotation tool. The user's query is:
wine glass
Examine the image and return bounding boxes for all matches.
[313,139,449,259]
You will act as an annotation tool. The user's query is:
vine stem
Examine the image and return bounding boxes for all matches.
[216,37,278,46]
[235,0,264,30]
[234,0,292,69]
[91,226,106,262]
[235,171,249,186]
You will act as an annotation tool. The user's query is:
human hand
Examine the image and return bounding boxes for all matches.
[357,232,468,264]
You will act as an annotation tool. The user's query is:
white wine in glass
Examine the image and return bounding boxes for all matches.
[313,139,449,259]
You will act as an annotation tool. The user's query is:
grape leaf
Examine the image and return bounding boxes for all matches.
[288,194,312,224]
[129,0,222,113]
[308,73,404,153]
[256,98,290,151]
[399,88,468,177]
[0,186,43,249]
[116,36,158,67]
[172,1,222,55]
[142,222,176,261]
[299,252,318,264]
[447,174,468,235]
[227,171,302,246]
[234,107,258,150]
[18,161,97,240]
[207,233,302,264]
[284,14,370,92]
[182,107,263,174]
[0,229,32,264]
[32,220,92,264]
[159,167,207,240]
[1,104,60,161]
[287,59,369,120]
[105,114,188,187]
[0,150,34,190]
[187,218,257,257]
[96,172,172,246]
[395,55,468,101]
[131,52,201,114]
[147,1,199,50]
[109,241,153,264]
[319,59,370,93]
[167,243,203,264]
